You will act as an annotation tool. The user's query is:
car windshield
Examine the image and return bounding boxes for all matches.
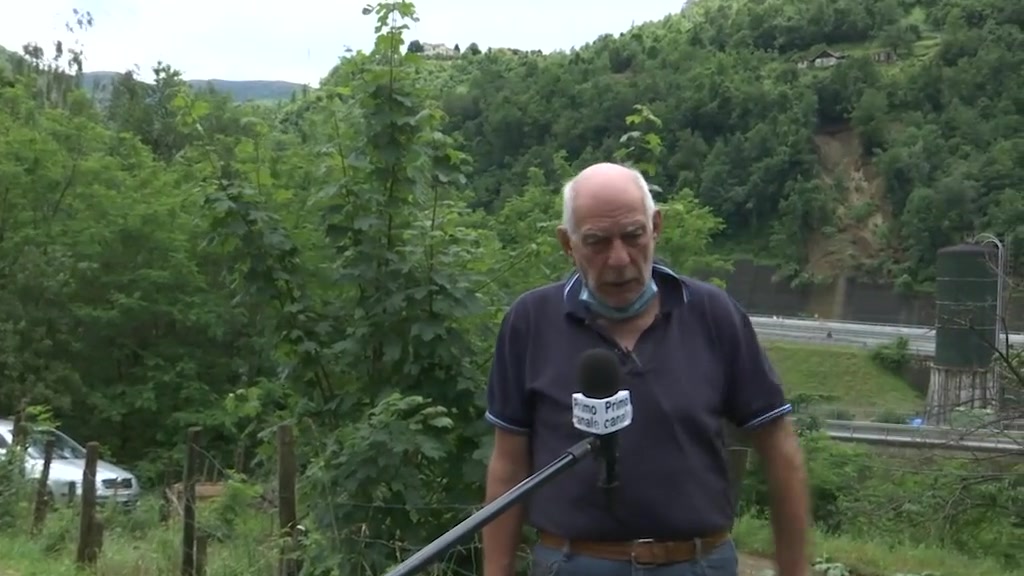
[25,428,87,460]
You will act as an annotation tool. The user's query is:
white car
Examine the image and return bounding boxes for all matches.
[0,418,141,507]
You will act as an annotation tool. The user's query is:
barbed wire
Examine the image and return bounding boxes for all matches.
[314,527,539,576]
[825,460,1023,477]
[183,452,1021,516]
[9,474,1016,576]
[193,445,235,481]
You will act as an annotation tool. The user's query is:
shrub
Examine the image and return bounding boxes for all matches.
[870,336,911,374]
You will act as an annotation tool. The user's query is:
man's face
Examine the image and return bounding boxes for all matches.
[558,185,662,308]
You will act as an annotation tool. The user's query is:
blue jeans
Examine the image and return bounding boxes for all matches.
[529,538,739,576]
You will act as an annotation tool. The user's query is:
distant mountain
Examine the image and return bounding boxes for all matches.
[1,43,306,102]
[1,44,306,102]
[82,71,307,102]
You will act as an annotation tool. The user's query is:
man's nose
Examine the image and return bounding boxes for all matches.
[607,239,631,267]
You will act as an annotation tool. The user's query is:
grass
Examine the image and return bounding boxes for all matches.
[733,516,1019,576]
[1,504,1017,576]
[763,340,924,414]
[0,497,276,576]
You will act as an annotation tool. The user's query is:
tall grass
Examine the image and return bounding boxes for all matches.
[0,479,278,576]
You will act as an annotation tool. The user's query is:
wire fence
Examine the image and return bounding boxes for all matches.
[16,465,1018,576]
[7,412,1022,576]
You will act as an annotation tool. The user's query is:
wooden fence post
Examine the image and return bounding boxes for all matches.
[76,442,100,566]
[11,409,26,449]
[195,532,209,576]
[31,438,55,534]
[277,423,298,576]
[181,426,201,576]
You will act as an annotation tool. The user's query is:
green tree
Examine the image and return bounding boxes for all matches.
[851,87,889,155]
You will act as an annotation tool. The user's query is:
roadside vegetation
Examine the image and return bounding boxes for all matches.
[766,340,924,418]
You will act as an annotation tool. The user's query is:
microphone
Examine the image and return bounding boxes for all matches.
[571,348,632,493]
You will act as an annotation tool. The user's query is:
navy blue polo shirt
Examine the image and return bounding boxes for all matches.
[484,264,792,541]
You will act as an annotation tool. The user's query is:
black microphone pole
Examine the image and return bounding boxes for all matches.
[380,436,599,576]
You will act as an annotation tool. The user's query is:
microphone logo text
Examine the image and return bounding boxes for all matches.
[571,390,633,435]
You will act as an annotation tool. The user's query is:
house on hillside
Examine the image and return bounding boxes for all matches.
[797,49,847,69]
[421,43,457,58]
[873,49,898,64]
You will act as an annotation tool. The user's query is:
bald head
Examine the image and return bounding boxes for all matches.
[556,163,662,312]
[561,163,656,236]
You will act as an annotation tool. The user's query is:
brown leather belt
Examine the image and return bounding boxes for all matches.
[537,531,731,565]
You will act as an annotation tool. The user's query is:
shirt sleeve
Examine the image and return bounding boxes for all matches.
[718,294,793,430]
[484,303,531,435]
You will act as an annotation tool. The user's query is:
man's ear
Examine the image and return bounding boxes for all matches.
[556,226,573,257]
[651,209,663,240]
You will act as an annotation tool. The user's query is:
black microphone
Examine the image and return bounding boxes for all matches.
[574,348,631,495]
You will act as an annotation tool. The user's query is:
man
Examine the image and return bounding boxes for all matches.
[481,162,810,576]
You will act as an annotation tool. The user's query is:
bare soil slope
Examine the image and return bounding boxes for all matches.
[807,128,892,279]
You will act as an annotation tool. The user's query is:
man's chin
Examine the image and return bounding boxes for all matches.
[596,291,640,308]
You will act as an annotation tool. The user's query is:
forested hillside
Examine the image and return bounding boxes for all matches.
[429,0,1024,288]
[8,0,1021,286]
[82,71,307,103]
[0,47,307,103]
[1,1,1022,574]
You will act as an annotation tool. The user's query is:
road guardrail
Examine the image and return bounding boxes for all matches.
[750,315,1024,356]
[823,419,1024,453]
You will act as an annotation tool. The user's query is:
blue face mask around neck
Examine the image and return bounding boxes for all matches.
[579,276,658,320]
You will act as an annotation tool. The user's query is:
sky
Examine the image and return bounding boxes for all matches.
[1,1,687,85]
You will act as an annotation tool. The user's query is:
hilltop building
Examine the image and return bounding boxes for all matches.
[421,43,457,57]
[797,49,846,69]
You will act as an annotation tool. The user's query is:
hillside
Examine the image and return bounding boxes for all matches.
[82,71,305,102]
[0,45,305,103]
[422,0,1024,289]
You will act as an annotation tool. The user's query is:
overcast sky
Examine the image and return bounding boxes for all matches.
[1,1,686,85]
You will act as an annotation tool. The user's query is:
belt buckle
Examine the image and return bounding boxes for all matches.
[630,538,658,566]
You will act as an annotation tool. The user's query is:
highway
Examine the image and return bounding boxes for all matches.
[745,315,1024,452]
[822,419,1024,454]
[750,315,1024,356]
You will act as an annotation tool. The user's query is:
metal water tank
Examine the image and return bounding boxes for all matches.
[934,244,999,369]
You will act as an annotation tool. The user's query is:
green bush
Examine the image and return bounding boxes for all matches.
[870,337,911,374]
[871,408,909,424]
[0,449,32,526]
[831,407,856,421]
[739,427,1024,569]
